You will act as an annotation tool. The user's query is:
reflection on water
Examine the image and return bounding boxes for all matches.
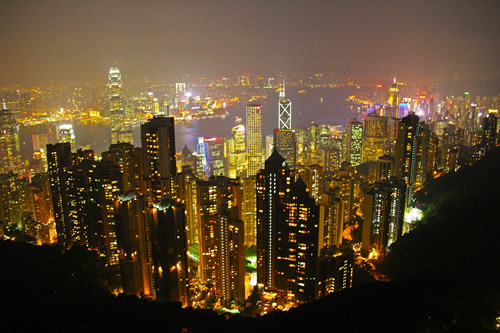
[19,86,357,159]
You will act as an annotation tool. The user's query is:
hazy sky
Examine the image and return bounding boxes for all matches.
[1,0,499,84]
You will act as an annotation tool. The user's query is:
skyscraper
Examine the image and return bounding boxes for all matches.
[256,150,293,289]
[362,114,388,163]
[47,142,73,248]
[109,66,133,145]
[273,129,297,170]
[278,81,292,130]
[394,114,428,207]
[346,120,363,166]
[275,178,319,305]
[481,110,498,156]
[115,192,154,298]
[141,116,177,203]
[246,104,263,175]
[227,124,246,178]
[0,103,21,174]
[150,198,189,306]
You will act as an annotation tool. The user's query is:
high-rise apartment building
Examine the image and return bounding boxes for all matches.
[150,198,189,306]
[275,178,319,305]
[256,150,293,289]
[246,104,263,175]
[196,176,244,304]
[115,192,154,298]
[47,142,73,248]
[481,111,498,155]
[394,114,428,206]
[141,116,177,203]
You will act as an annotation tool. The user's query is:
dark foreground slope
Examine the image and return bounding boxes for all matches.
[1,149,499,332]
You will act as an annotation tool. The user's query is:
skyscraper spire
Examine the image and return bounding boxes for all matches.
[279,79,285,98]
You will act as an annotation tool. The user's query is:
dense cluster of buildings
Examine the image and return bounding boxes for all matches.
[0,69,499,311]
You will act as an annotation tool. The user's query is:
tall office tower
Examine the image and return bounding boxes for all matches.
[362,114,388,163]
[377,155,394,181]
[96,160,122,265]
[196,176,244,304]
[195,137,208,180]
[394,114,428,206]
[361,177,406,253]
[102,142,145,193]
[387,79,399,118]
[385,117,400,155]
[278,80,292,130]
[47,142,73,248]
[0,104,21,174]
[68,149,99,248]
[318,189,343,249]
[58,124,76,151]
[204,137,227,177]
[242,176,257,245]
[276,179,319,305]
[109,66,133,145]
[141,116,177,203]
[227,124,246,179]
[246,104,263,175]
[174,166,199,246]
[274,129,297,170]
[481,111,498,155]
[317,247,354,298]
[346,120,363,166]
[115,192,154,298]
[150,198,189,306]
[256,150,293,289]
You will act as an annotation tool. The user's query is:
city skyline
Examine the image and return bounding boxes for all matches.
[1,0,499,85]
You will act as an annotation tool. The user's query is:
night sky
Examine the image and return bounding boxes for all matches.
[1,0,499,84]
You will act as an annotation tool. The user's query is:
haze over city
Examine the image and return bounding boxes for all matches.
[1,0,499,84]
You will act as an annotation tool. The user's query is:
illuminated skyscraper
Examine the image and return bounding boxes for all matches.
[0,103,21,174]
[58,124,76,151]
[196,176,244,305]
[256,150,293,289]
[204,137,226,177]
[241,176,257,245]
[246,104,263,175]
[150,198,189,306]
[275,178,319,305]
[109,66,133,145]
[274,129,297,170]
[394,114,429,207]
[227,124,246,178]
[141,116,177,203]
[362,114,388,163]
[47,142,73,248]
[278,80,292,130]
[346,120,363,166]
[115,192,154,298]
[361,177,406,253]
[481,110,498,156]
